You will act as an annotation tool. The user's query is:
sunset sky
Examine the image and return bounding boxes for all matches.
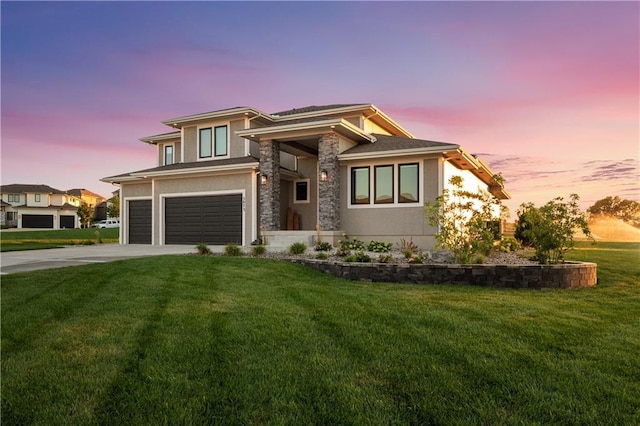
[2,1,638,217]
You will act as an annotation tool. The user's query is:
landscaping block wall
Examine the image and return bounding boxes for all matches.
[289,259,597,289]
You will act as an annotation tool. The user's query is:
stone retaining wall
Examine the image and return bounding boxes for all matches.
[289,259,597,289]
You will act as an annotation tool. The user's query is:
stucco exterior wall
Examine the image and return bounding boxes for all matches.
[339,157,441,250]
[183,126,197,163]
[121,183,152,198]
[291,158,318,231]
[229,119,246,158]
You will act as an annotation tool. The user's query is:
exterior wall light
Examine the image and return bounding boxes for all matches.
[320,170,328,182]
[261,174,268,185]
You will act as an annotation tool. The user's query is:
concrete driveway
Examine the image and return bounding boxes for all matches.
[0,244,203,275]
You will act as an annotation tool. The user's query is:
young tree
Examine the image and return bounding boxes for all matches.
[520,194,592,264]
[107,194,120,219]
[424,175,503,264]
[77,203,94,228]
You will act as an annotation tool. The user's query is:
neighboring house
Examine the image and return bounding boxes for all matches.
[68,188,108,221]
[102,104,510,247]
[0,184,83,229]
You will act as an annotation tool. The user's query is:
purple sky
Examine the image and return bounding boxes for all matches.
[2,1,638,217]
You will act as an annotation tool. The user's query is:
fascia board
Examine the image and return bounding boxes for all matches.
[236,119,375,142]
[129,162,259,178]
[271,104,372,120]
[369,106,415,138]
[162,107,271,127]
[338,145,460,161]
[139,132,182,144]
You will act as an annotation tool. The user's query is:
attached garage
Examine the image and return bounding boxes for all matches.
[60,215,75,229]
[128,199,152,244]
[22,214,54,229]
[164,194,242,245]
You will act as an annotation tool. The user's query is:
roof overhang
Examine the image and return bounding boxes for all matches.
[235,118,376,144]
[339,144,460,161]
[139,131,181,144]
[161,107,272,128]
[101,161,259,184]
[443,149,511,200]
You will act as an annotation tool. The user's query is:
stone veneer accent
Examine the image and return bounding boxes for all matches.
[318,133,341,231]
[289,259,598,289]
[259,139,280,231]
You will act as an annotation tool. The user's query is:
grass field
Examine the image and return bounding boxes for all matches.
[1,242,639,424]
[0,228,119,251]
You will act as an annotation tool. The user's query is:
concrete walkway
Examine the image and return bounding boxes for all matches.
[0,244,206,275]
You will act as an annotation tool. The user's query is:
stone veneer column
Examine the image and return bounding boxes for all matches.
[318,133,341,230]
[259,139,280,231]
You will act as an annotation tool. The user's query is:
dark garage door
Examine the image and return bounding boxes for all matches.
[165,194,242,245]
[22,214,54,228]
[128,200,152,244]
[60,215,75,229]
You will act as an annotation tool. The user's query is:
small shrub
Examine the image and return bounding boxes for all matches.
[499,237,521,253]
[377,254,393,263]
[289,242,307,255]
[336,248,351,257]
[397,238,419,254]
[367,240,392,253]
[196,242,212,256]
[472,253,486,264]
[344,255,357,263]
[316,252,329,260]
[403,249,414,259]
[251,245,266,257]
[224,243,243,257]
[354,251,371,263]
[407,252,428,264]
[339,234,365,251]
[314,241,333,252]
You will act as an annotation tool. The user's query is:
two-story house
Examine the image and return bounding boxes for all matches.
[0,184,82,229]
[102,104,509,248]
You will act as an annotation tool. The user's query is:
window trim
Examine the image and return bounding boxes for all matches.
[198,127,213,159]
[214,125,228,158]
[348,161,422,208]
[293,179,310,204]
[8,194,20,203]
[35,194,41,202]
[350,166,371,205]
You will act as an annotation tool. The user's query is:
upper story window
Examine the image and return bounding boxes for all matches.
[349,162,420,207]
[164,145,174,165]
[35,194,41,202]
[199,125,228,159]
[8,194,20,203]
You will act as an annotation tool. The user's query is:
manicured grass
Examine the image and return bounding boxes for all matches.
[0,228,119,251]
[2,243,638,424]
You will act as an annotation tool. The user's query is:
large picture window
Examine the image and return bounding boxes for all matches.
[350,162,420,206]
[351,167,370,204]
[398,163,419,203]
[375,165,394,204]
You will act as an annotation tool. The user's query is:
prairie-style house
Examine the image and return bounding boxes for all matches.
[0,184,82,229]
[102,104,509,247]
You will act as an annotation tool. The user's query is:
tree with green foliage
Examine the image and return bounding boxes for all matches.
[76,203,94,228]
[519,194,592,264]
[587,196,640,228]
[424,175,504,264]
[107,194,120,219]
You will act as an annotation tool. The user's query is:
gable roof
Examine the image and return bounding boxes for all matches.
[0,184,66,194]
[340,134,459,157]
[67,188,105,199]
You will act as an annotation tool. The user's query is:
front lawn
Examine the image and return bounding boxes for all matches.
[0,228,119,251]
[1,242,638,424]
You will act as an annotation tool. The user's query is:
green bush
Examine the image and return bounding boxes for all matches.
[314,241,333,252]
[196,242,212,256]
[377,254,393,263]
[367,240,392,253]
[354,251,371,263]
[499,237,521,253]
[251,245,266,256]
[339,234,365,251]
[289,242,307,255]
[519,194,592,264]
[315,252,329,260]
[224,243,243,257]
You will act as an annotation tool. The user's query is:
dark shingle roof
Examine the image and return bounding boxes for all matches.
[67,188,105,199]
[272,104,366,117]
[340,134,458,155]
[105,156,259,180]
[0,184,65,194]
